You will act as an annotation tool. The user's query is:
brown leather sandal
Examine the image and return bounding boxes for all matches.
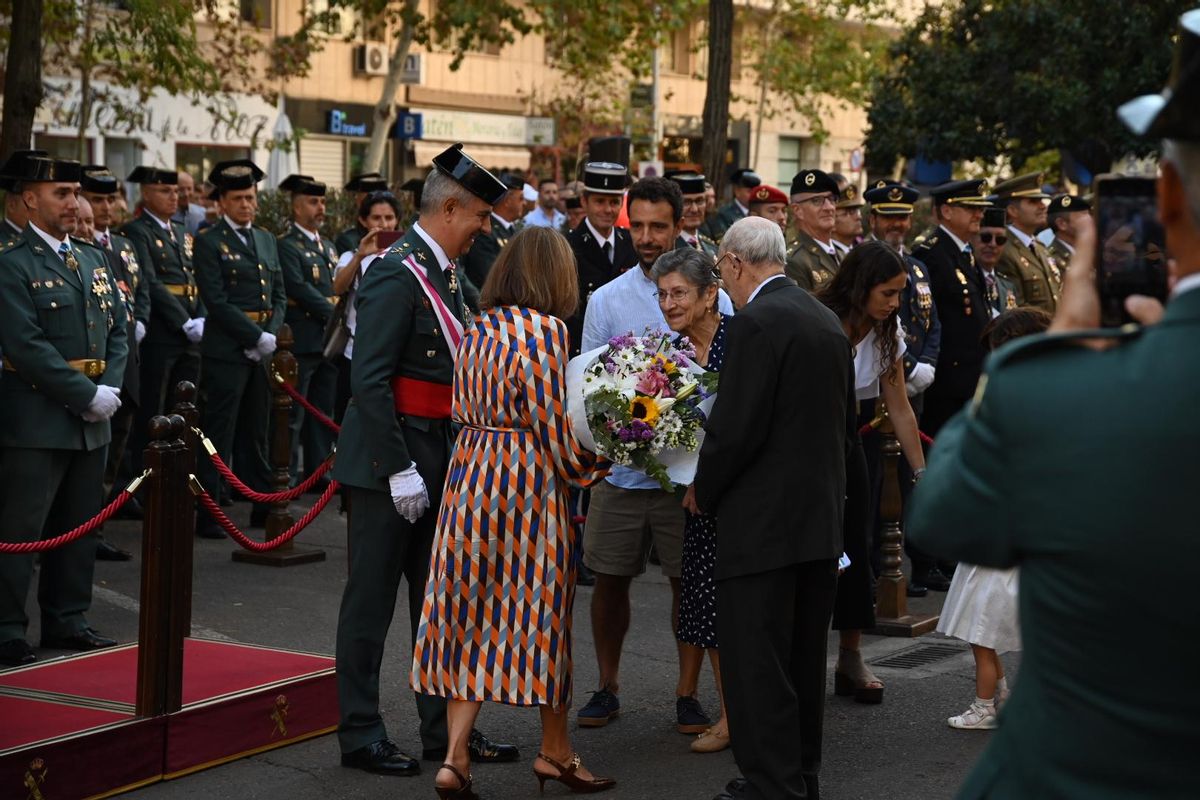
[533,751,616,794]
[435,763,478,800]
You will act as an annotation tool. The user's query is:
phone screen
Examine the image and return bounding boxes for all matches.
[375,230,403,250]
[1094,176,1168,327]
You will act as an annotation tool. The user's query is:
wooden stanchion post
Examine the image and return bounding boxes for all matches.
[169,383,198,638]
[869,404,940,637]
[232,323,326,566]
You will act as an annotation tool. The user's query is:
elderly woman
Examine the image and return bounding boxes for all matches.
[652,247,733,754]
[411,226,615,798]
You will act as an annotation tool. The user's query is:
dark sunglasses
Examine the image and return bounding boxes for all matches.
[978,232,1007,245]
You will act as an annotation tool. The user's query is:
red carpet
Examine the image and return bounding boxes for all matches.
[0,695,129,751]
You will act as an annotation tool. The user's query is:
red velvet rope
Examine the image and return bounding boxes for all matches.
[276,379,341,434]
[0,490,134,554]
[858,422,935,447]
[196,429,334,503]
[194,479,340,552]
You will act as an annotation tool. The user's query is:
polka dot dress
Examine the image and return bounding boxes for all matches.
[678,313,728,650]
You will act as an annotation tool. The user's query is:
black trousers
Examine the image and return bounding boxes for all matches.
[718,559,838,800]
[288,353,337,480]
[128,342,199,475]
[832,437,873,630]
[197,357,272,515]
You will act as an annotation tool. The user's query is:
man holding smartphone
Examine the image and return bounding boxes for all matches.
[909,9,1200,795]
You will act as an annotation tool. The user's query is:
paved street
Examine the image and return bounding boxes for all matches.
[29,498,1009,799]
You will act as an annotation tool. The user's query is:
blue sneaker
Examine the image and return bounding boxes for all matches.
[577,688,620,727]
[676,694,712,734]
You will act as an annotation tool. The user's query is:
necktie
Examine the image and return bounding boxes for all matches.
[830,247,842,266]
[58,241,78,271]
[98,232,111,250]
[166,224,177,245]
[689,236,699,250]
[603,241,613,265]
[242,227,257,257]
[984,270,998,307]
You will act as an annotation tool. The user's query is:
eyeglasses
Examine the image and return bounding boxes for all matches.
[978,232,1007,245]
[794,194,835,208]
[681,197,706,208]
[653,287,699,303]
[713,251,741,278]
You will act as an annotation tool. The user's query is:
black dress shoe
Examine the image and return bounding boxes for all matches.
[713,776,747,800]
[115,495,144,520]
[924,568,952,592]
[906,580,928,598]
[423,729,520,763]
[248,507,269,529]
[341,739,421,775]
[195,516,225,539]
[0,638,36,667]
[41,628,117,651]
[96,536,133,561]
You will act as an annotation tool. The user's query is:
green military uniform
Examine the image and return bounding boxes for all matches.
[786,230,840,292]
[0,218,23,249]
[193,210,287,524]
[460,213,519,293]
[0,223,128,644]
[908,288,1200,797]
[982,268,1019,316]
[278,220,339,481]
[676,232,718,257]
[1047,236,1074,269]
[700,200,745,243]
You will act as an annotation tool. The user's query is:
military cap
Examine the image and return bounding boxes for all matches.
[497,172,526,191]
[1048,193,1091,215]
[1119,9,1200,139]
[79,165,120,195]
[981,207,1008,228]
[12,157,82,184]
[864,180,920,215]
[730,168,762,189]
[995,172,1050,201]
[206,159,264,198]
[836,183,865,209]
[748,184,788,206]
[278,173,327,196]
[0,149,49,191]
[432,142,508,205]
[344,172,388,193]
[929,179,992,207]
[667,171,706,195]
[581,161,629,195]
[790,169,840,199]
[126,166,178,185]
[564,194,582,210]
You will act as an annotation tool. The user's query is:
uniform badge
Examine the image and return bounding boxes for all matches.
[155,238,163,248]
[312,265,320,282]
[183,234,194,259]
[955,269,968,285]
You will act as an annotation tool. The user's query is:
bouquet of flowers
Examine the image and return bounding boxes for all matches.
[567,329,719,490]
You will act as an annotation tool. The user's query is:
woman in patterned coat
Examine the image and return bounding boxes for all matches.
[412,226,615,798]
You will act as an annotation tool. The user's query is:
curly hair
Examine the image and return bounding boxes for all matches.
[815,240,907,381]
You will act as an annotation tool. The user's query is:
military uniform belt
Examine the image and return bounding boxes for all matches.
[287,296,339,308]
[4,357,106,378]
[390,376,452,419]
[244,310,273,322]
[165,283,198,298]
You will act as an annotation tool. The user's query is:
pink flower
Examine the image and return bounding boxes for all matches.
[635,369,669,396]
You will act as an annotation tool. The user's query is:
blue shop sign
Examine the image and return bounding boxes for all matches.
[327,109,368,137]
[393,112,423,140]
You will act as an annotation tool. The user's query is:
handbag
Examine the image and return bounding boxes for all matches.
[321,292,352,361]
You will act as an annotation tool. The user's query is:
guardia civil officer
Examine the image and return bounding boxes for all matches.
[460,171,525,294]
[0,150,48,248]
[192,160,286,537]
[335,172,390,254]
[120,166,203,479]
[994,173,1063,312]
[80,165,151,540]
[565,162,636,356]
[277,174,339,486]
[667,171,719,256]
[332,143,517,774]
[0,157,128,666]
[701,167,761,242]
[786,169,842,291]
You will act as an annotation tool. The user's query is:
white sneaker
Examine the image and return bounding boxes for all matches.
[948,701,998,730]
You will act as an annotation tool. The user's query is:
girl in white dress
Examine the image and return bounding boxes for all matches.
[938,307,1051,730]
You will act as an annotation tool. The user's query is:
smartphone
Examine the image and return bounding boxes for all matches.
[375,230,403,250]
[1093,175,1168,327]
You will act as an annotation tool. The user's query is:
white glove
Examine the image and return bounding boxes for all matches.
[182,317,204,343]
[135,320,147,344]
[906,362,936,396]
[388,465,429,523]
[242,348,263,362]
[83,385,122,422]
[255,331,277,357]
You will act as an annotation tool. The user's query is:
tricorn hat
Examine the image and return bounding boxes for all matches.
[80,165,120,195]
[12,157,82,185]
[279,174,327,197]
[432,143,508,206]
[344,172,389,193]
[127,166,178,186]
[667,171,706,196]
[206,159,264,198]
[729,168,762,189]
[1118,9,1200,139]
[981,206,1008,228]
[0,149,50,191]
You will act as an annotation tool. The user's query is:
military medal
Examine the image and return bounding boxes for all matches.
[184,234,194,259]
[312,265,320,282]
[64,248,80,271]
[447,269,458,293]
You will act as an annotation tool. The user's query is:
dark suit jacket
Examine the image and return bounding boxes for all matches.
[909,288,1200,799]
[564,221,637,355]
[97,232,148,402]
[694,276,851,579]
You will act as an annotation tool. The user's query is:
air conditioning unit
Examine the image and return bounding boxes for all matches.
[354,43,388,77]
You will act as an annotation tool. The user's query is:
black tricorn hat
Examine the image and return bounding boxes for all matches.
[0,149,50,191]
[279,173,327,196]
[667,171,706,195]
[1119,9,1200,139]
[497,171,526,192]
[80,165,120,195]
[344,172,389,193]
[206,159,264,198]
[564,194,582,210]
[790,169,839,199]
[432,143,508,206]
[729,168,762,189]
[16,157,82,184]
[127,166,178,185]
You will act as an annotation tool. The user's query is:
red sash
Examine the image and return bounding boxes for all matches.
[390,376,452,419]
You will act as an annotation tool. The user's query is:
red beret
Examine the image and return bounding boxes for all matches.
[748,184,788,205]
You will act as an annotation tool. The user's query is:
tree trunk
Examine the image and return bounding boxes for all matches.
[362,0,419,177]
[700,0,734,199]
[0,0,45,160]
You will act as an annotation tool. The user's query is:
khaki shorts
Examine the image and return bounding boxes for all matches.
[582,481,685,578]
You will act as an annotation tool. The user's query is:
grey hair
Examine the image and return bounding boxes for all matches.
[650,247,718,289]
[420,168,476,215]
[720,216,787,267]
[1162,139,1200,229]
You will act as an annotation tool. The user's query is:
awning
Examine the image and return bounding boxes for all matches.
[412,142,531,171]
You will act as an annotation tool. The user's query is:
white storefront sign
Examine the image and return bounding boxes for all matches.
[411,108,556,147]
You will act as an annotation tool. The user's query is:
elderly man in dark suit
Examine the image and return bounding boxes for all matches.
[910,13,1200,796]
[690,216,851,800]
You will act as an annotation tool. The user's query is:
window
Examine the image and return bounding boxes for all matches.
[659,23,692,75]
[307,0,350,36]
[777,136,820,187]
[176,144,252,191]
[239,0,270,28]
[33,134,93,163]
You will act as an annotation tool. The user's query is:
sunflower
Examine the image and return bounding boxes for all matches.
[652,353,678,374]
[629,395,660,425]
